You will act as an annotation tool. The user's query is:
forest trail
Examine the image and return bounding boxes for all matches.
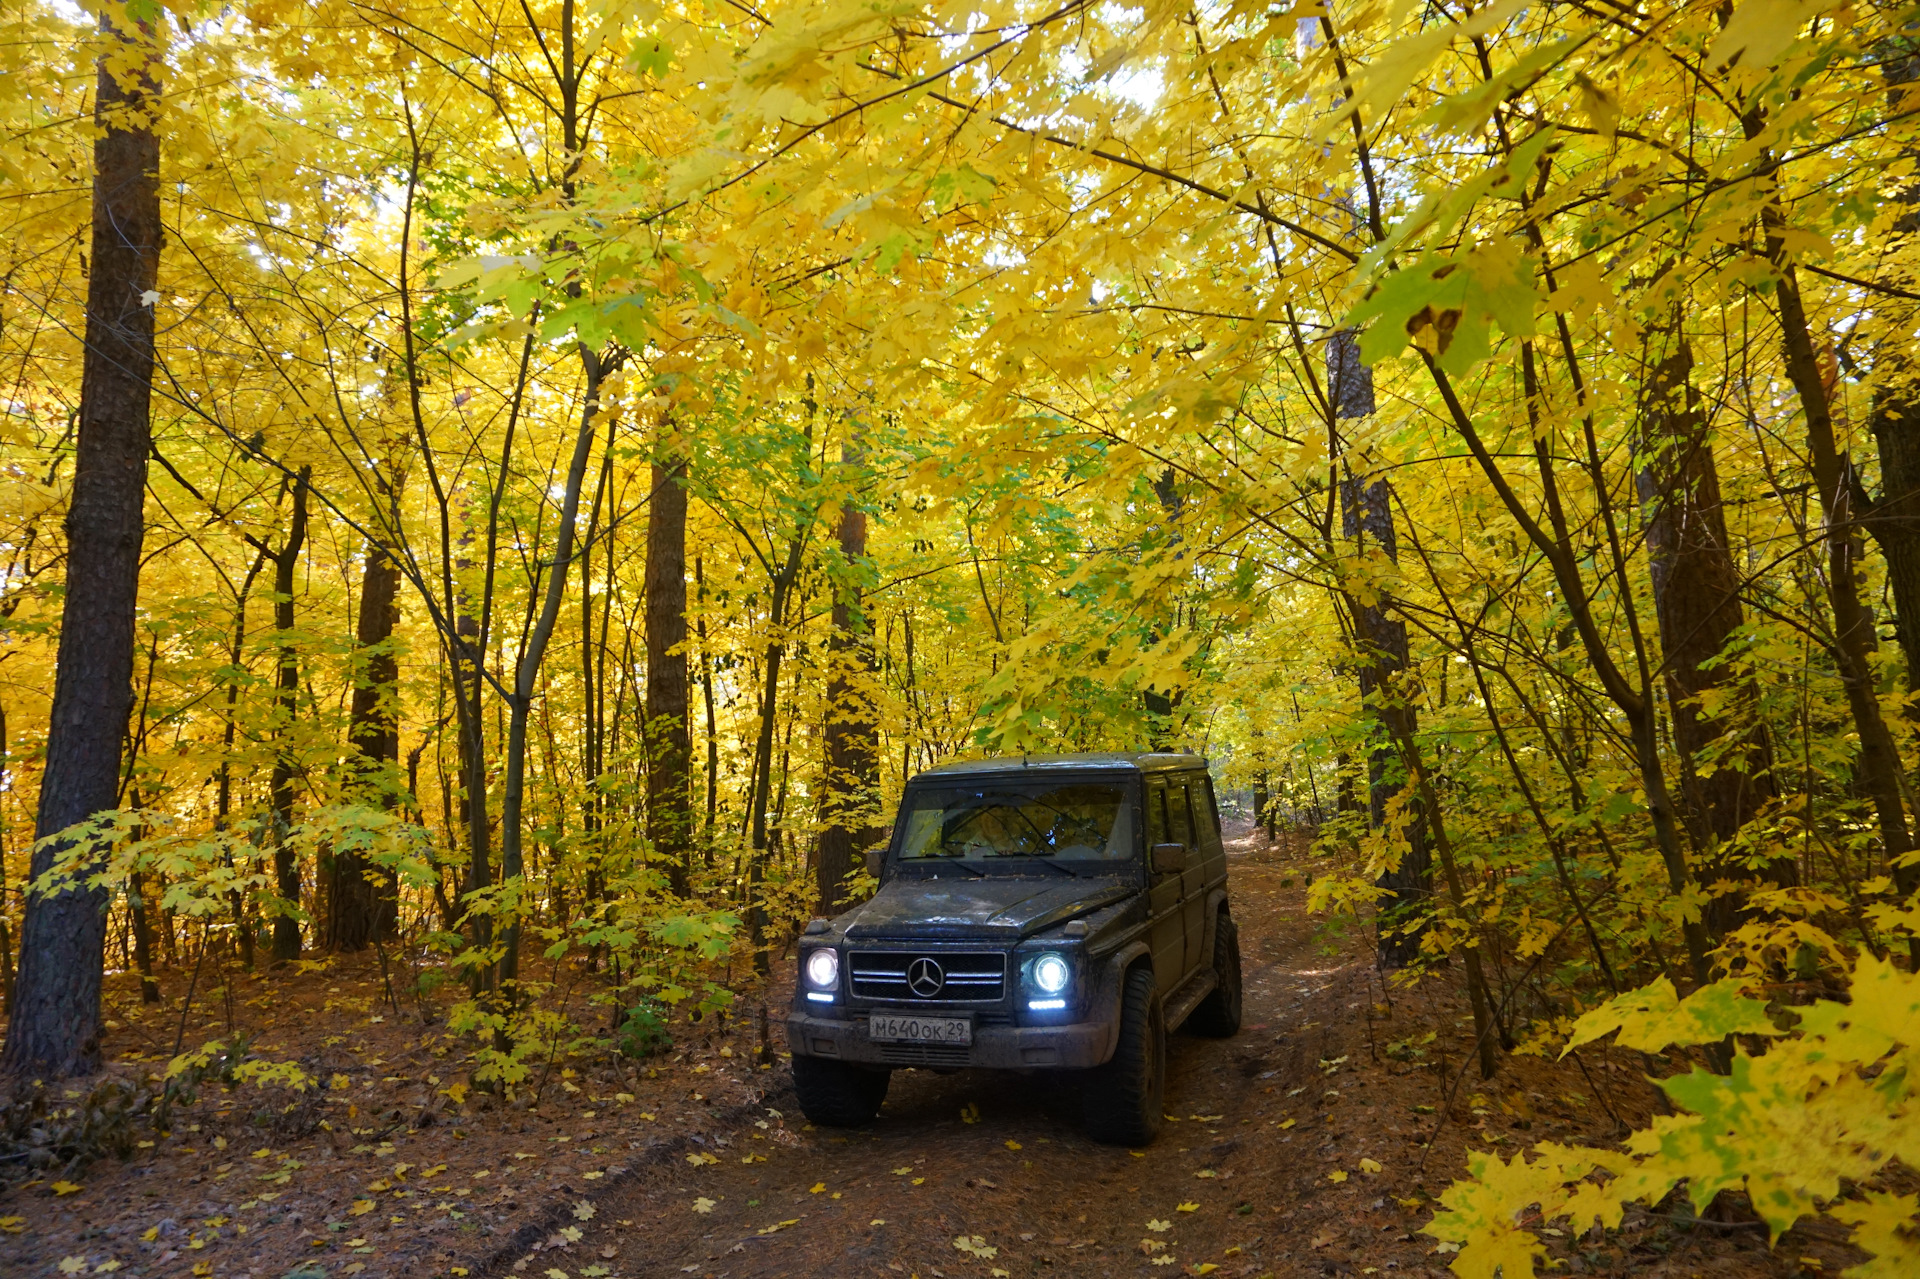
[480,835,1441,1279]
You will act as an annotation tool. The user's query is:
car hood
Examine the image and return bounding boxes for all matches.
[841,874,1133,942]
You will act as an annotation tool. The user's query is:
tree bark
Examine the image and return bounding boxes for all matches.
[268,470,312,964]
[1,12,162,1077]
[645,451,693,897]
[819,452,878,915]
[1329,330,1432,968]
[1635,320,1785,932]
[327,530,402,951]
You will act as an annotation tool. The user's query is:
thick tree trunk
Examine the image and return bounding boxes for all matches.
[327,532,402,951]
[1,15,162,1077]
[644,453,693,897]
[819,461,878,915]
[1634,322,1784,933]
[268,470,312,964]
[1329,330,1432,968]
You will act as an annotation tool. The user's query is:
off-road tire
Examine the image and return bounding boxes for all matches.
[1082,966,1166,1146]
[792,1055,891,1126]
[1187,913,1242,1037]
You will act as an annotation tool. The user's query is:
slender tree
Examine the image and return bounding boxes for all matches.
[644,445,693,897]
[267,469,312,963]
[818,443,878,914]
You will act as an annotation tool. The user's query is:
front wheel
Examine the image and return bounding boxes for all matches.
[1082,966,1166,1146]
[1187,913,1242,1037]
[792,1055,891,1126]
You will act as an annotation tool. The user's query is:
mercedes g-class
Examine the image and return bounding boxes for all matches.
[786,752,1242,1146]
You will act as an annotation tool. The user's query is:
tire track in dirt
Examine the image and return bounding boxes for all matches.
[477,838,1451,1279]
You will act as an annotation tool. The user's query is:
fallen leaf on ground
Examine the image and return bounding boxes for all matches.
[58,1258,86,1275]
[953,1235,998,1259]
[1147,1219,1171,1231]
[1176,1202,1199,1213]
[572,1201,595,1221]
[1359,1158,1382,1173]
[50,1182,82,1196]
[0,1217,24,1234]
[809,1182,825,1193]
[692,1198,715,1214]
[1005,1140,1022,1151]
[1328,1170,1348,1183]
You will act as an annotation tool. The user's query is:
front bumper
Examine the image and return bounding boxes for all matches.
[786,1008,1117,1070]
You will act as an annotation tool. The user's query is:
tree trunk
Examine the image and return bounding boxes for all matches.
[268,469,312,964]
[1864,51,1920,703]
[819,457,878,915]
[1329,330,1432,968]
[1634,319,1784,932]
[645,452,693,897]
[1,13,162,1077]
[328,530,402,951]
[497,350,607,996]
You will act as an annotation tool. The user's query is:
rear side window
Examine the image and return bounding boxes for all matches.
[1167,783,1193,847]
[1192,775,1225,857]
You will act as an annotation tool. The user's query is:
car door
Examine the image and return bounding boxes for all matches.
[1144,780,1186,997]
[1167,779,1207,974]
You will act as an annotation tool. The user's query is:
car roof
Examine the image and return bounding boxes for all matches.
[909,752,1209,783]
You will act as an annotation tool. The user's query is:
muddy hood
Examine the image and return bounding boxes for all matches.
[841,875,1132,942]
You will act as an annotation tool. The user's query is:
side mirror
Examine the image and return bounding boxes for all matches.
[1150,843,1188,875]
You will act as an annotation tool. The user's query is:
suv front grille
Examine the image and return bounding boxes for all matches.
[848,950,1006,1002]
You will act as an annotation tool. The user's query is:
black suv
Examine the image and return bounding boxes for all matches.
[785,752,1242,1146]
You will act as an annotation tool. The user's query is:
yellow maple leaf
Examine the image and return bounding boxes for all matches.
[1360,1158,1383,1174]
[1176,1202,1199,1212]
[1328,1171,1348,1183]
[1,1217,26,1234]
[50,1181,82,1196]
[350,1200,374,1217]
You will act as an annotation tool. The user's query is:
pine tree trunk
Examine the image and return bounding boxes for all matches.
[644,454,692,897]
[328,531,402,951]
[819,457,877,915]
[268,470,312,964]
[1,14,162,1077]
[1329,330,1432,968]
[1634,321,1784,932]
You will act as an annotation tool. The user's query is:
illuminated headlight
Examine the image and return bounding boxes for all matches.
[805,947,839,990]
[1032,952,1071,995]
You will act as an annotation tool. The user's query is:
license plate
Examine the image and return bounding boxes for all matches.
[868,1012,972,1045]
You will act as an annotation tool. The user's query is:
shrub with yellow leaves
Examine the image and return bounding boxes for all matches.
[1425,955,1920,1278]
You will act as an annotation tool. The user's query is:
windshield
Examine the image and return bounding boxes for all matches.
[895,781,1135,861]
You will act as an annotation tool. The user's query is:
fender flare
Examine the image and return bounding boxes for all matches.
[1200,887,1230,959]
[1085,941,1153,1066]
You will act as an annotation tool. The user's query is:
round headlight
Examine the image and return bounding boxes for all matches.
[1033,952,1070,995]
[805,948,839,989]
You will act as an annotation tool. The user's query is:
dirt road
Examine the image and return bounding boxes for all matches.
[494,837,1451,1279]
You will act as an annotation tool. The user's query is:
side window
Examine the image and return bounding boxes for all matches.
[1145,784,1168,846]
[1167,783,1193,847]
[1195,775,1225,857]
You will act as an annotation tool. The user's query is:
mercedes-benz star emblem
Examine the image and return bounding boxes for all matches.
[906,957,945,998]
